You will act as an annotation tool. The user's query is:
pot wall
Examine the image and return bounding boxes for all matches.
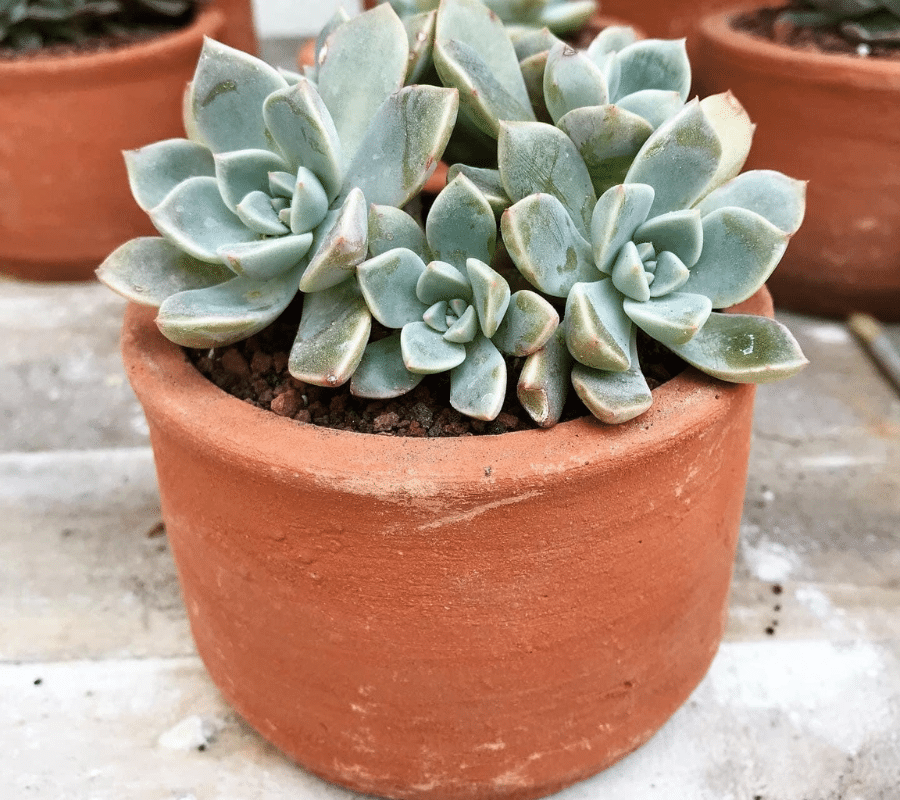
[121,291,769,800]
[694,4,900,320]
[0,8,223,282]
[598,0,737,39]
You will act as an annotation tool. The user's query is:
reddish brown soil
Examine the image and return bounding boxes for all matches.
[735,4,900,60]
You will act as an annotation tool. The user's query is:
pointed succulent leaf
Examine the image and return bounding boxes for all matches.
[633,209,703,268]
[235,190,291,236]
[615,89,685,130]
[586,24,638,58]
[182,81,204,145]
[648,250,690,297]
[368,205,428,258]
[97,237,234,306]
[538,0,597,33]
[444,304,479,343]
[350,332,424,399]
[416,260,472,304]
[492,290,559,356]
[624,291,712,347]
[519,51,551,124]
[262,80,343,202]
[695,170,807,235]
[299,189,368,293]
[290,167,329,234]
[424,301,450,332]
[156,264,302,348]
[189,39,288,155]
[668,313,809,383]
[590,182,655,274]
[404,10,437,83]
[612,39,691,103]
[342,85,459,209]
[216,234,313,281]
[426,174,496,270]
[513,26,561,60]
[697,92,754,199]
[683,208,789,308]
[213,149,289,213]
[446,165,511,215]
[611,241,651,302]
[268,171,295,198]
[565,279,632,371]
[289,279,372,386]
[401,320,467,373]
[150,176,259,263]
[357,248,428,328]
[501,193,596,298]
[571,333,652,424]
[543,41,609,125]
[499,121,597,236]
[467,258,511,338]
[449,335,507,420]
[313,7,350,71]
[624,100,722,218]
[316,4,408,162]
[518,326,571,427]
[124,139,215,213]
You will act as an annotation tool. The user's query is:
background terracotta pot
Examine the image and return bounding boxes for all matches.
[597,0,738,40]
[0,7,223,282]
[210,0,258,55]
[121,289,770,800]
[693,3,900,321]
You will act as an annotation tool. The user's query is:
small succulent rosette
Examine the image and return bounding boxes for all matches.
[777,0,900,45]
[499,94,809,425]
[98,5,458,348]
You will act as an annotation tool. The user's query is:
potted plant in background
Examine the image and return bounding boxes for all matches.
[98,1,809,798]
[0,0,257,283]
[693,0,900,320]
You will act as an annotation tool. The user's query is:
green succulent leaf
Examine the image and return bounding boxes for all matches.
[538,0,597,33]
[519,50,551,124]
[633,209,703,268]
[513,26,561,60]
[426,174,496,270]
[289,280,372,387]
[401,320,467,373]
[517,326,572,427]
[492,290,559,356]
[683,208,789,308]
[571,332,652,424]
[312,7,351,74]
[299,189,369,293]
[543,41,609,125]
[615,89,685,130]
[446,165,511,215]
[290,167,330,234]
[350,332,424,399]
[189,39,288,155]
[357,248,428,328]
[235,190,291,236]
[694,170,807,236]
[586,24,639,59]
[216,234,313,281]
[449,335,507,421]
[611,241,651,302]
[368,205,428,258]
[124,139,216,213]
[466,258,511,338]
[212,149,288,213]
[564,278,632,371]
[445,304,480,343]
[623,291,712,347]
[416,260,472,304]
[668,312,809,384]
[611,38,691,103]
[648,250,690,297]
[96,237,234,307]
[501,193,596,297]
[697,92,755,199]
[404,10,437,83]
[590,182,655,274]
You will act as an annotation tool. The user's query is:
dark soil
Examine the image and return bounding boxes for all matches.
[186,297,686,437]
[735,4,900,60]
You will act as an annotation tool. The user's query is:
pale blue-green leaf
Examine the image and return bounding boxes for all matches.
[216,234,313,281]
[299,189,368,292]
[684,208,789,308]
[350,332,424,399]
[624,291,712,347]
[316,4,408,162]
[124,139,215,213]
[357,247,428,328]
[190,39,288,154]
[519,51,550,125]
[213,149,288,212]
[404,10,436,84]
[446,165,511,215]
[697,92,754,198]
[564,278,632,371]
[611,241,651,302]
[96,237,234,307]
[424,300,450,332]
[277,67,304,86]
[571,335,652,424]
[612,39,691,103]
[269,171,295,198]
[537,0,597,33]
[426,174,496,270]
[150,176,258,263]
[557,105,653,196]
[368,205,428,259]
[449,335,507,421]
[648,250,690,297]
[314,7,350,68]
[624,100,722,218]
[182,81,204,146]
[518,325,571,427]
[501,193,596,298]
[467,257,511,338]
[498,121,597,236]
[416,260,472,304]
[668,312,809,384]
[615,89,684,130]
[633,209,703,268]
[449,297,468,318]
[156,264,302,348]
[235,190,291,236]
[444,304,479,343]
[341,85,459,209]
[262,80,344,202]
[694,170,807,235]
[290,166,329,234]
[587,24,638,58]
[401,320,467,374]
[289,280,371,386]
[543,41,608,124]
[513,26,560,60]
[492,289,558,356]
[590,182,654,274]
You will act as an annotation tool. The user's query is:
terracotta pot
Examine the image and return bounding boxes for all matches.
[121,288,769,800]
[0,7,224,282]
[209,0,258,55]
[598,0,738,40]
[693,3,900,320]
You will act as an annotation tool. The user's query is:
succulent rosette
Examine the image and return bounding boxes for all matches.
[778,0,900,45]
[98,4,458,349]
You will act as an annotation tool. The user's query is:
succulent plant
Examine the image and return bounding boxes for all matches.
[499,95,809,425]
[0,0,191,51]
[98,6,459,355]
[777,0,900,45]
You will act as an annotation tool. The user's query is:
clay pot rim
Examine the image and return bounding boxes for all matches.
[0,5,224,84]
[699,1,900,89]
[122,289,769,489]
